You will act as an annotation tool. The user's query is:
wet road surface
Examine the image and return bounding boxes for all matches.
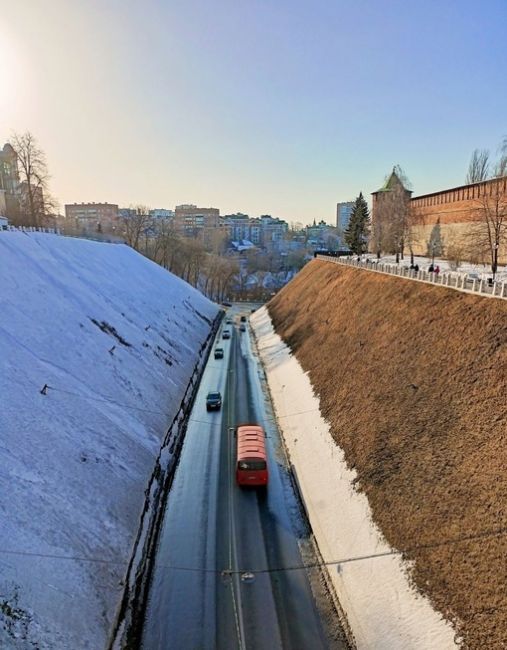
[141,304,343,649]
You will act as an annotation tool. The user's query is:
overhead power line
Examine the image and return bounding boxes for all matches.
[1,524,505,577]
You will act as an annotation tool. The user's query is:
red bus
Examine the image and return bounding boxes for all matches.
[235,424,268,487]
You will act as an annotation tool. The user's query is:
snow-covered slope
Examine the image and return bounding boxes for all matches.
[0,232,219,649]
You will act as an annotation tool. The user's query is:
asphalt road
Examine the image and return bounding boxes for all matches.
[140,304,343,650]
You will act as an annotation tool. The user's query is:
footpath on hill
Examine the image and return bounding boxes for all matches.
[266,259,507,650]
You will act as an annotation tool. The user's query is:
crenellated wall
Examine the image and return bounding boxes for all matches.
[410,177,507,261]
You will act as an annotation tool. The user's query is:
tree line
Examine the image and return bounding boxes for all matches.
[5,132,58,227]
[6,130,506,281]
[121,208,239,302]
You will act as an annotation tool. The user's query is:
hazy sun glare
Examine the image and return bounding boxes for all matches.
[0,26,19,91]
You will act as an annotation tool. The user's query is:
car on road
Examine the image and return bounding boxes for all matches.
[214,348,224,359]
[239,324,246,332]
[206,391,222,411]
[222,329,231,339]
[225,318,233,324]
[465,272,481,283]
[240,315,247,322]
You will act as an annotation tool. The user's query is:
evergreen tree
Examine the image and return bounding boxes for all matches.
[427,218,444,261]
[344,192,370,254]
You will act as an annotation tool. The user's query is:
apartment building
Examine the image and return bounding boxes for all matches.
[222,213,260,245]
[336,201,354,245]
[174,204,220,236]
[259,215,288,248]
[65,202,119,233]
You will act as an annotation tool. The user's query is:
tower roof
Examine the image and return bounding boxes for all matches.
[372,167,412,196]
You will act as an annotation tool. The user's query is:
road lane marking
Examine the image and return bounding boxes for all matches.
[227,333,246,650]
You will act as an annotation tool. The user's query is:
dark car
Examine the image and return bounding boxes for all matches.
[222,329,231,339]
[206,391,222,411]
[240,315,247,322]
[214,348,224,359]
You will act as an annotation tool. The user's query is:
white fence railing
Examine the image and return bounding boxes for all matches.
[1,224,124,245]
[315,255,507,300]
[2,225,61,234]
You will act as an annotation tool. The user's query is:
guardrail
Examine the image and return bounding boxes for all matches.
[107,310,223,650]
[315,255,507,300]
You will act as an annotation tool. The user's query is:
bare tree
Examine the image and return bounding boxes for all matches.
[495,137,507,178]
[11,131,57,227]
[122,205,152,249]
[216,257,239,302]
[466,149,490,184]
[445,233,465,271]
[465,140,507,278]
[372,166,412,260]
[375,171,412,261]
[467,177,507,278]
[178,238,206,286]
[205,227,228,255]
[151,221,182,271]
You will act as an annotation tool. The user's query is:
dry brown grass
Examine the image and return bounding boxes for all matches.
[268,260,507,649]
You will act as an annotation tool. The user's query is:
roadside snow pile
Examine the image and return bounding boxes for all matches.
[0,231,218,649]
[251,306,458,650]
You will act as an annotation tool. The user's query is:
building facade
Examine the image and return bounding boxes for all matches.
[259,215,288,249]
[149,208,174,220]
[223,213,259,244]
[174,204,220,236]
[336,201,354,244]
[0,143,20,220]
[65,202,119,233]
[410,176,507,263]
[371,169,507,263]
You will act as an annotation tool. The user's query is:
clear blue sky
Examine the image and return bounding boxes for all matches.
[1,0,506,224]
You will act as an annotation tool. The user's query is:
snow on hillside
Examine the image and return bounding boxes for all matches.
[251,306,458,650]
[0,231,219,649]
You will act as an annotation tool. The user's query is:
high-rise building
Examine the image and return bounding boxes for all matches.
[336,201,354,244]
[174,204,220,236]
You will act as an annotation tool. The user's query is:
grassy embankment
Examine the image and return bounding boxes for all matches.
[268,260,507,650]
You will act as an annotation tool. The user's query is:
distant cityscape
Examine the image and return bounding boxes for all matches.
[2,135,506,293]
[62,201,353,252]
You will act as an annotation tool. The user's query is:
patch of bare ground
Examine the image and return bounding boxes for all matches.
[268,260,507,649]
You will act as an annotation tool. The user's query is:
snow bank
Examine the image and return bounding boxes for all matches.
[0,232,218,649]
[251,306,458,650]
